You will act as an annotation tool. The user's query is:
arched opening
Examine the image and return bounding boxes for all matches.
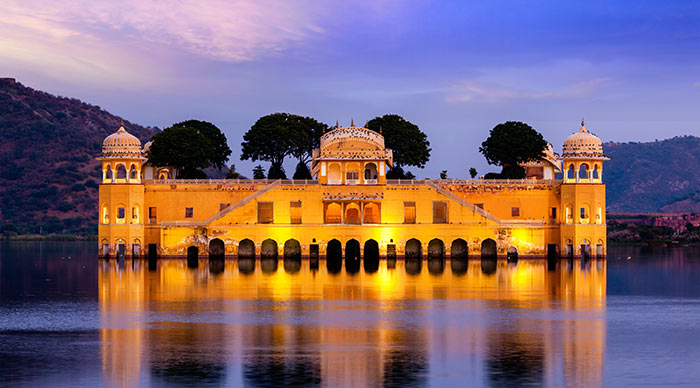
[428,239,445,259]
[363,239,379,273]
[345,203,361,224]
[326,239,342,274]
[283,239,301,259]
[566,164,575,180]
[345,162,360,184]
[100,238,110,257]
[596,239,604,257]
[116,205,126,224]
[102,206,109,224]
[129,164,138,181]
[131,205,139,224]
[580,238,591,259]
[328,164,342,184]
[116,164,127,180]
[592,164,600,180]
[132,238,141,257]
[209,238,225,260]
[187,246,199,268]
[238,239,255,259]
[565,205,573,223]
[364,163,378,182]
[451,239,468,260]
[158,168,170,180]
[105,166,113,182]
[507,246,518,261]
[405,238,422,259]
[363,203,380,224]
[578,163,589,180]
[596,206,603,224]
[261,239,278,259]
[345,239,361,273]
[580,205,590,224]
[481,239,497,259]
[325,203,342,224]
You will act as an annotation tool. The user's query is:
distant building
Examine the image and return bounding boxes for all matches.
[97,121,608,259]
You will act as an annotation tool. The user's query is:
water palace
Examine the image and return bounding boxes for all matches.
[97,121,607,260]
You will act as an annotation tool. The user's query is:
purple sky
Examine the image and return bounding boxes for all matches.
[1,0,699,177]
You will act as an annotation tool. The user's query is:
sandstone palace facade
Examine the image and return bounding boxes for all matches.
[97,121,607,260]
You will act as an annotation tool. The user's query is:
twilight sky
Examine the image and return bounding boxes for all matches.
[1,0,699,177]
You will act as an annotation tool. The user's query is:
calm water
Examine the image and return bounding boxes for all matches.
[0,242,699,387]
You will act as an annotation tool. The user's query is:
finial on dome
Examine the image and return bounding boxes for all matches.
[336,120,339,128]
[380,126,383,135]
[351,118,354,127]
[579,117,588,133]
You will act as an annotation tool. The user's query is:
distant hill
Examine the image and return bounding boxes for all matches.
[0,78,156,236]
[604,136,700,212]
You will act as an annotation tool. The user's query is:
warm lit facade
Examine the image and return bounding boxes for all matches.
[98,121,608,259]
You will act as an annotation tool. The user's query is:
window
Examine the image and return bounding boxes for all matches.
[132,207,139,223]
[290,201,302,224]
[346,171,358,180]
[102,206,109,224]
[475,203,484,210]
[433,201,448,224]
[580,207,587,219]
[550,207,557,219]
[220,203,230,211]
[404,202,416,224]
[149,207,157,224]
[596,207,602,223]
[363,203,380,224]
[511,207,520,217]
[185,207,193,218]
[258,202,273,224]
[325,203,342,223]
[116,207,125,224]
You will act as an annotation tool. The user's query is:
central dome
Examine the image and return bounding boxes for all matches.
[562,121,604,158]
[102,124,143,157]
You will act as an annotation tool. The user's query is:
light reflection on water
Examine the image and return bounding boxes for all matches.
[2,242,699,387]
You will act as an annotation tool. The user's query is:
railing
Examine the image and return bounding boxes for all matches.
[386,178,561,185]
[424,180,502,223]
[365,179,378,184]
[144,179,318,185]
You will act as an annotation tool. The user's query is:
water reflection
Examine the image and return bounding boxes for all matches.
[98,257,606,387]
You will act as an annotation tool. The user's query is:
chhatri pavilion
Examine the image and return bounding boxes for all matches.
[97,121,608,260]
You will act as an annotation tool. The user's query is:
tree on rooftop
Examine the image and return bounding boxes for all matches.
[479,121,547,179]
[366,114,431,178]
[147,120,231,179]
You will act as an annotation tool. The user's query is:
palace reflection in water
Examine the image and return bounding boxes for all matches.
[99,257,605,387]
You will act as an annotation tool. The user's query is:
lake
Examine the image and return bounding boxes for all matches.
[0,241,699,387]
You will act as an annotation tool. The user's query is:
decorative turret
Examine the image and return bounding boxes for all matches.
[97,123,147,184]
[561,120,608,184]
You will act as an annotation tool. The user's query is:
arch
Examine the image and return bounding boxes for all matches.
[328,163,342,184]
[131,205,139,224]
[157,168,171,180]
[345,203,361,224]
[363,202,380,224]
[507,246,518,261]
[451,238,468,260]
[345,239,360,261]
[100,238,110,257]
[105,166,113,181]
[363,239,379,273]
[283,239,301,259]
[428,238,445,259]
[261,239,278,259]
[115,204,126,224]
[209,238,225,260]
[237,239,255,259]
[596,206,603,224]
[116,164,127,179]
[565,204,573,223]
[102,205,109,224]
[405,238,422,259]
[580,204,590,224]
[578,163,589,180]
[481,238,497,259]
[129,164,138,180]
[325,202,342,224]
[566,164,575,180]
[592,164,600,180]
[326,239,342,274]
[187,246,199,267]
[364,162,378,181]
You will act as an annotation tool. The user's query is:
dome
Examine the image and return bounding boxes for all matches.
[562,121,604,158]
[102,123,142,157]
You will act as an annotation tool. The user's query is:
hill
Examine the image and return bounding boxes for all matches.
[0,78,156,236]
[604,136,700,212]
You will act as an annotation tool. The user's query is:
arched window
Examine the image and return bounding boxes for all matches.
[116,206,126,224]
[592,164,600,180]
[363,203,380,224]
[116,164,127,180]
[596,206,602,224]
[364,163,378,182]
[345,203,361,224]
[102,206,109,224]
[578,164,589,179]
[567,164,575,180]
[325,202,342,223]
[132,205,139,223]
[328,164,341,184]
[580,205,590,224]
[566,205,573,223]
[105,166,113,181]
[129,164,138,180]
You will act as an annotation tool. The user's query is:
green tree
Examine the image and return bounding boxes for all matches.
[148,121,231,179]
[440,170,448,179]
[241,113,328,177]
[366,114,431,175]
[252,165,266,179]
[469,167,478,178]
[226,164,245,179]
[293,161,312,179]
[479,121,547,179]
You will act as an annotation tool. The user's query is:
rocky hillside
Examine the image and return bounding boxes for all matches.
[604,136,700,212]
[0,78,156,236]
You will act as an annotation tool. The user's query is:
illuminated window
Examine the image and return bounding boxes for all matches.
[345,203,361,224]
[363,203,380,224]
[148,207,157,224]
[102,206,109,224]
[511,207,520,217]
[290,201,302,224]
[184,207,193,218]
[258,202,273,224]
[596,207,602,223]
[325,203,342,223]
[433,201,448,224]
[220,203,230,211]
[131,206,139,223]
[580,207,587,219]
[404,202,416,224]
[566,206,573,223]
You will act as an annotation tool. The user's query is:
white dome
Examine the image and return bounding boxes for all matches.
[102,124,142,157]
[562,121,604,158]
